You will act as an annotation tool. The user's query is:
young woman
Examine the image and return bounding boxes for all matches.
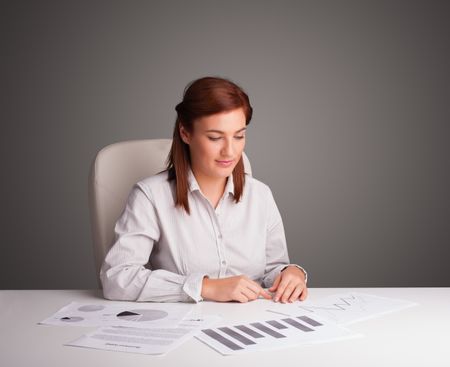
[100,76,308,303]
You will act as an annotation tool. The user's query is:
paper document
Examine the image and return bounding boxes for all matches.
[267,292,418,325]
[66,315,221,355]
[39,301,193,328]
[195,313,360,355]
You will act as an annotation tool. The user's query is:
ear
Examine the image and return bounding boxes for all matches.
[179,125,191,145]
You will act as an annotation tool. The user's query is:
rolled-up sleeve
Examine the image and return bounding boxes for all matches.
[100,185,207,303]
[261,187,308,288]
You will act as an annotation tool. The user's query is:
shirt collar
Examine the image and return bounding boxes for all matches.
[188,166,235,196]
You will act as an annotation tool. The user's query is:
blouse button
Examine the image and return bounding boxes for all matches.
[221,260,226,265]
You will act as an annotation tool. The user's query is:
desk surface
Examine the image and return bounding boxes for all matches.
[1,288,449,367]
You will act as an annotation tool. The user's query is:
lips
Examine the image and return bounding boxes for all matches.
[216,160,234,167]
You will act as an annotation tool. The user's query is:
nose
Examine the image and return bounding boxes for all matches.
[221,137,235,158]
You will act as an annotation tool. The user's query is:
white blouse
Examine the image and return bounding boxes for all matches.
[100,167,307,303]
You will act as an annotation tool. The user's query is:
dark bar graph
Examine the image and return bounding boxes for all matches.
[267,320,288,329]
[197,313,351,355]
[250,322,286,338]
[235,325,264,338]
[218,327,256,345]
[202,329,243,350]
[298,315,323,327]
[282,318,314,332]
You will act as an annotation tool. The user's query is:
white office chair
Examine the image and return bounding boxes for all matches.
[88,139,252,287]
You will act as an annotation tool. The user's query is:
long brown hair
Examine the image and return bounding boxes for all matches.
[165,76,253,215]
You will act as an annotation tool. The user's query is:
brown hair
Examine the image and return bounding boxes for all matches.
[165,76,253,215]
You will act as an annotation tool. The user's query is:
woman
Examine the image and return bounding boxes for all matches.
[100,76,308,303]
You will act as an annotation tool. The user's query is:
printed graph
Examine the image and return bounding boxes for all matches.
[269,292,418,325]
[40,301,193,328]
[116,309,169,322]
[297,294,369,322]
[196,314,357,354]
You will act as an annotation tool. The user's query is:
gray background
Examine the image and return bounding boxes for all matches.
[1,0,449,289]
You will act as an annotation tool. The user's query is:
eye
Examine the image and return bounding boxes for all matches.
[207,135,245,141]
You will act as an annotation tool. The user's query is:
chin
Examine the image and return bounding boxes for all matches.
[214,170,232,178]
[210,167,234,178]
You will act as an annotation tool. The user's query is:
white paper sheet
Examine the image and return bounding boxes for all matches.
[267,292,418,325]
[39,301,194,328]
[195,313,361,355]
[66,315,221,355]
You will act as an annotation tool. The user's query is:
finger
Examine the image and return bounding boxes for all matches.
[281,282,296,303]
[288,284,303,303]
[299,286,309,301]
[246,280,272,300]
[259,288,272,300]
[241,287,258,301]
[244,279,263,296]
[274,278,290,302]
[269,274,281,292]
[235,292,249,303]
[250,284,272,300]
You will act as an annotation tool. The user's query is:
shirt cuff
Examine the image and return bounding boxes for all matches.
[182,272,208,303]
[281,264,308,284]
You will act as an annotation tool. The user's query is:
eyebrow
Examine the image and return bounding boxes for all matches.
[205,127,247,134]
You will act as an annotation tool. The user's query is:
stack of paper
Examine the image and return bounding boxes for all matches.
[39,301,220,355]
[39,292,417,355]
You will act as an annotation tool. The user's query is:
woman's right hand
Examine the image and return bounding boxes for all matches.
[201,275,272,302]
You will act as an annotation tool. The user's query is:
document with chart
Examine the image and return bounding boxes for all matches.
[267,292,418,325]
[66,315,221,355]
[39,301,193,328]
[195,313,360,355]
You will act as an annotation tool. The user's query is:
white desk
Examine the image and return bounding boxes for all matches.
[1,288,449,366]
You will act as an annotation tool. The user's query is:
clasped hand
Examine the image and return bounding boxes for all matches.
[201,266,307,303]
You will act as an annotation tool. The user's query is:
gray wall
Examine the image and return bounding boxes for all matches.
[1,0,449,289]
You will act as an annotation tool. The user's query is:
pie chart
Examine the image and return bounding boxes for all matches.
[60,316,84,322]
[116,309,168,322]
[78,305,105,312]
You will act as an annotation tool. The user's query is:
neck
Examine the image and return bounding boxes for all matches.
[191,167,228,196]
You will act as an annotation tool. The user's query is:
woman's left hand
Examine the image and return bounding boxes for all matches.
[269,266,308,303]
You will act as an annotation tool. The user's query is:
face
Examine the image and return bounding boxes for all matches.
[179,108,247,181]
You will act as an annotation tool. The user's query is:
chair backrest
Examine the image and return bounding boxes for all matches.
[88,139,252,286]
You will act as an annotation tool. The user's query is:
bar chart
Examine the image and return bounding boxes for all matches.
[196,314,360,355]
